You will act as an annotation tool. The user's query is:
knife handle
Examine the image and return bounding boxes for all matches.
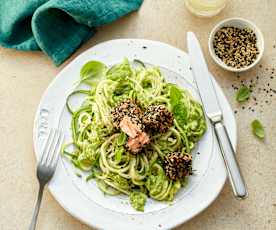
[214,122,248,199]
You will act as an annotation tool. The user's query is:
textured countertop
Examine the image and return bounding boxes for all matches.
[0,0,275,229]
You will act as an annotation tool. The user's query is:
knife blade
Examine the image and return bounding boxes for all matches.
[187,32,222,122]
[187,32,248,199]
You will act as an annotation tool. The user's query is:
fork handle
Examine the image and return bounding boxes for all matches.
[29,184,45,230]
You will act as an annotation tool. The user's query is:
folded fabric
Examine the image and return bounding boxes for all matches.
[0,0,143,66]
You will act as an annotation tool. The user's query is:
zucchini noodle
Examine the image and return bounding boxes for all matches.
[62,59,206,211]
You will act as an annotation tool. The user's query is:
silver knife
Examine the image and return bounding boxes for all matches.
[187,32,248,199]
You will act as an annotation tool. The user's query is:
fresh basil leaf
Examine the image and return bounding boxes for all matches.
[117,133,127,146]
[170,85,188,127]
[80,60,107,83]
[173,103,187,127]
[236,86,250,102]
[170,85,183,107]
[251,119,265,139]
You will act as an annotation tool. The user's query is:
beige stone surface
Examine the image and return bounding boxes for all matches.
[0,0,276,229]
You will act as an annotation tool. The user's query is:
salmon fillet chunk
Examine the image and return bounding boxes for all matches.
[127,132,150,153]
[119,116,141,138]
[119,116,150,153]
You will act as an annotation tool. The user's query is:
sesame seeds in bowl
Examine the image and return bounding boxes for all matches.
[208,18,264,72]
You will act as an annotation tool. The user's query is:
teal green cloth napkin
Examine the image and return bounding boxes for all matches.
[0,0,143,66]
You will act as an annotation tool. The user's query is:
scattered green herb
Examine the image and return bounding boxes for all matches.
[86,172,95,182]
[76,173,82,178]
[115,146,124,162]
[251,119,265,139]
[117,132,127,146]
[86,168,100,182]
[133,59,146,67]
[236,86,250,102]
[180,176,189,187]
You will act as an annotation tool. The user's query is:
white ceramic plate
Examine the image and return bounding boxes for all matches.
[33,39,237,230]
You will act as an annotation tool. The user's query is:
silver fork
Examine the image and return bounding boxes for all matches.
[29,128,64,230]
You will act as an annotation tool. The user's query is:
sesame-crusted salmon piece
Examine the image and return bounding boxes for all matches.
[119,116,141,138]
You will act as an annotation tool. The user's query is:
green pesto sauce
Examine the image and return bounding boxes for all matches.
[129,191,147,212]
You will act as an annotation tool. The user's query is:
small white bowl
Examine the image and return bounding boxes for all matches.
[208,17,264,72]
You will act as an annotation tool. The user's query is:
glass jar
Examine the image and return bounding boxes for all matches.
[185,0,227,17]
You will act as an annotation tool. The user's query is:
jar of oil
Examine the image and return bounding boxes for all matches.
[185,0,227,17]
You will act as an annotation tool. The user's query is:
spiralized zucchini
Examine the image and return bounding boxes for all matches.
[62,59,206,211]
